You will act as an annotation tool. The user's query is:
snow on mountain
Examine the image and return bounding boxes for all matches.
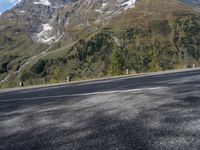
[1,0,138,44]
[34,0,51,6]
[122,0,137,10]
[35,23,63,44]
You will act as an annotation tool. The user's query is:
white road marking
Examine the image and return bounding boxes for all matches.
[0,87,162,103]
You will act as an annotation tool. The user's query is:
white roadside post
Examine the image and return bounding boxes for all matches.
[19,82,24,87]
[67,76,70,83]
[126,69,129,75]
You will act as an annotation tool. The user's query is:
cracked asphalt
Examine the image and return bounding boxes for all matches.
[0,70,200,150]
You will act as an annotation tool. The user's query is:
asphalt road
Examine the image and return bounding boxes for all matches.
[0,69,200,150]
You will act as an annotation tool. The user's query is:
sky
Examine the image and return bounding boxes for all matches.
[0,0,20,14]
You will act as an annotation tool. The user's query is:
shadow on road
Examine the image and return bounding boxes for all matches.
[0,71,200,149]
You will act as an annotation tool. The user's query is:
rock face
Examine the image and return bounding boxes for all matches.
[1,0,137,44]
[181,0,200,5]
[0,0,198,45]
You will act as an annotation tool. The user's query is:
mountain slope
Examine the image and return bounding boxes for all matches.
[0,0,200,88]
[181,0,200,5]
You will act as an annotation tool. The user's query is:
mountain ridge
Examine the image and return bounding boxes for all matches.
[1,0,137,44]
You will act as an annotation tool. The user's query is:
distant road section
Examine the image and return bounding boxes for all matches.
[0,69,200,149]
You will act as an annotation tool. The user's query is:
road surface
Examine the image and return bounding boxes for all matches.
[0,69,200,150]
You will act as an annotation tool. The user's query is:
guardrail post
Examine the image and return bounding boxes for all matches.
[67,76,70,82]
[126,69,129,75]
[19,82,24,87]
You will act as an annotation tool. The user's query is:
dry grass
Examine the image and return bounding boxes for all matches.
[109,0,193,30]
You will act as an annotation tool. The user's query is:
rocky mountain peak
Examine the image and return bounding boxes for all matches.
[1,0,137,44]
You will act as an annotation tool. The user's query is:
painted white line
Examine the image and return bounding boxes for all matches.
[0,87,162,103]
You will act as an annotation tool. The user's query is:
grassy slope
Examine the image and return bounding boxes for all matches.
[0,23,48,87]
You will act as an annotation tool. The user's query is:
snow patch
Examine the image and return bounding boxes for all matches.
[10,0,21,5]
[42,23,52,31]
[36,23,62,44]
[102,2,107,8]
[122,0,136,10]
[95,9,103,13]
[19,10,25,13]
[34,0,51,6]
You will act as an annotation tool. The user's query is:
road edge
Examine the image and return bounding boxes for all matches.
[0,67,199,93]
